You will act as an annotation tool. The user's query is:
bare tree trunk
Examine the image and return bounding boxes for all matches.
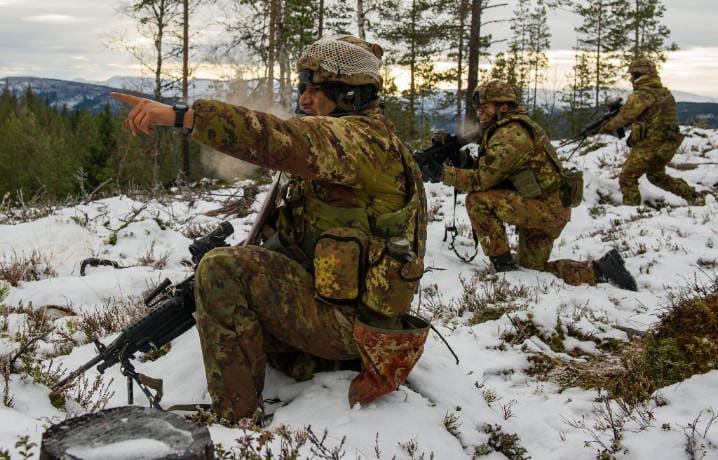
[357,0,365,40]
[318,0,324,37]
[456,0,468,131]
[466,0,482,123]
[181,0,190,179]
[267,0,277,104]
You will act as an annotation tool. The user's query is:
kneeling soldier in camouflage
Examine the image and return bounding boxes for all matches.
[430,79,637,291]
[112,35,429,422]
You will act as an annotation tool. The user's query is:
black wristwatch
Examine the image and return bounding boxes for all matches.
[172,101,189,128]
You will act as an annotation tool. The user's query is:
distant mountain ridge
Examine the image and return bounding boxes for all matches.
[1,76,125,113]
[2,76,717,129]
[0,76,223,113]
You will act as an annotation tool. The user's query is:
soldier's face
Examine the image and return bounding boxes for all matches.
[299,83,337,116]
[476,102,498,125]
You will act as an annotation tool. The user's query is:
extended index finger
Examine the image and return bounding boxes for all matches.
[110,92,142,106]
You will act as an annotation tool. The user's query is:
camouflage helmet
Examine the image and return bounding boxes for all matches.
[472,79,518,106]
[628,57,657,76]
[297,35,383,91]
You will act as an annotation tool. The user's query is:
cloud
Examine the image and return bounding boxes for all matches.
[22,14,81,24]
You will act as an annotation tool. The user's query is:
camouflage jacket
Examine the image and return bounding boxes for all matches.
[190,100,425,260]
[603,74,680,141]
[441,110,561,195]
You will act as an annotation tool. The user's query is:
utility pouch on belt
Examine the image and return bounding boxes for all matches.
[509,168,542,198]
[627,122,647,147]
[314,227,369,302]
[362,237,424,317]
[560,167,584,208]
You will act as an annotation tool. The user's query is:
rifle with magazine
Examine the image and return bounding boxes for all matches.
[560,97,625,149]
[51,176,283,408]
[413,128,481,182]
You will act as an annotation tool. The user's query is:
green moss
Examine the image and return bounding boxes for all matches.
[470,306,511,325]
[641,292,718,388]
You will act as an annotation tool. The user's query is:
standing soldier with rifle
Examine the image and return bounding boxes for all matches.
[599,57,703,206]
[421,79,637,290]
[111,35,429,423]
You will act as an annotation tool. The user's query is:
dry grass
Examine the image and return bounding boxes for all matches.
[0,250,57,287]
[205,183,260,218]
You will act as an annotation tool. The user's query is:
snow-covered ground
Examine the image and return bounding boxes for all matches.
[1,127,717,459]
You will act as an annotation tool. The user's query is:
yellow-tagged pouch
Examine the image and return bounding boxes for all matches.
[314,227,368,302]
[361,237,424,317]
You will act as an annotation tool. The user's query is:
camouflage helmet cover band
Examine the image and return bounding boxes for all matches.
[297,35,383,90]
[472,80,518,106]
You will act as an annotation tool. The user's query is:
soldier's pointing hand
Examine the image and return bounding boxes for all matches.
[110,92,192,136]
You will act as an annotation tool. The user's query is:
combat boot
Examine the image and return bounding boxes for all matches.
[490,251,517,272]
[593,249,638,291]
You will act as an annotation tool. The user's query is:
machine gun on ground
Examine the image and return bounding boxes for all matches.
[52,175,283,408]
[413,128,481,182]
[51,221,235,408]
[560,98,625,149]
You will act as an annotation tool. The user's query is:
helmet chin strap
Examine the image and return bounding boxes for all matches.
[294,78,378,117]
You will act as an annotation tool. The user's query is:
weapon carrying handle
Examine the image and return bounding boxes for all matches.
[144,278,172,306]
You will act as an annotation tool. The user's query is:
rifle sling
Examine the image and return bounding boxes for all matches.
[443,189,479,263]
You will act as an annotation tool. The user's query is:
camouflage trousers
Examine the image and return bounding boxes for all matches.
[620,137,694,205]
[465,189,596,286]
[194,245,359,422]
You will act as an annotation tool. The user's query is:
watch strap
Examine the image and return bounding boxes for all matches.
[173,102,189,128]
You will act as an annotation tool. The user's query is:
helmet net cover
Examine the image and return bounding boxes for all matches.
[298,35,383,90]
[473,80,518,105]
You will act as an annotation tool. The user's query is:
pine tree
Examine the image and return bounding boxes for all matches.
[574,0,629,109]
[624,0,677,62]
[378,0,440,139]
[525,0,550,114]
[561,49,594,135]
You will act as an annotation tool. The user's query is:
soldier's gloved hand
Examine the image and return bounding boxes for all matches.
[431,129,449,145]
[448,147,472,168]
[419,156,444,183]
[599,124,621,138]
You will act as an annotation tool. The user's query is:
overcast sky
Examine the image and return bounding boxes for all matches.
[0,0,716,98]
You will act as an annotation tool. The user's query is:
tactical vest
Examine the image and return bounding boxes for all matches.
[633,80,681,143]
[267,139,427,318]
[483,112,562,197]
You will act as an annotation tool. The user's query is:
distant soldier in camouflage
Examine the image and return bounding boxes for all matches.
[600,57,702,206]
[425,79,637,290]
[111,35,429,423]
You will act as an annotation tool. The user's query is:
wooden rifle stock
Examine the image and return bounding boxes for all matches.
[243,171,282,246]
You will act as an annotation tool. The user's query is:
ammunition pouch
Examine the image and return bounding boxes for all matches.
[314,227,369,302]
[559,168,584,208]
[312,228,423,317]
[509,169,543,198]
[361,237,423,317]
[627,122,647,147]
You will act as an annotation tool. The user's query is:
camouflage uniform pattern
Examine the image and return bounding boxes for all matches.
[194,245,359,421]
[442,110,596,286]
[602,74,693,205]
[190,99,426,420]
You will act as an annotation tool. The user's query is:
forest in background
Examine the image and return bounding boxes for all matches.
[0,0,706,205]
